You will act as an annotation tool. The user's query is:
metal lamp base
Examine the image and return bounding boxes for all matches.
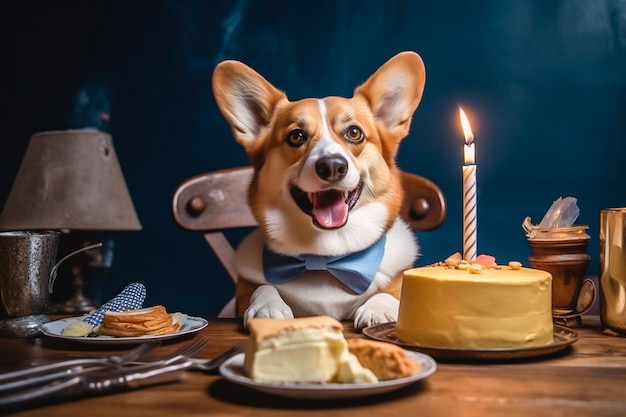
[0,314,51,337]
[58,292,99,314]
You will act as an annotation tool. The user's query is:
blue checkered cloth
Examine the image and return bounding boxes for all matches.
[83,283,147,327]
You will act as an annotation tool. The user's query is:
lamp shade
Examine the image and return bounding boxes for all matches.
[0,129,141,231]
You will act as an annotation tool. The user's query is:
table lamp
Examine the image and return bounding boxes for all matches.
[0,128,141,315]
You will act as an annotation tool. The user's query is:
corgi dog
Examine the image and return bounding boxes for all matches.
[212,51,426,329]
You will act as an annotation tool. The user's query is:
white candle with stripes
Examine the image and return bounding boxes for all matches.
[459,107,477,261]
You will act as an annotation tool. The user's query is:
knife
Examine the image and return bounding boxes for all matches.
[0,340,159,389]
[0,360,193,411]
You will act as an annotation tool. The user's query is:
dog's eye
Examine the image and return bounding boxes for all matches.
[344,126,365,143]
[286,129,308,147]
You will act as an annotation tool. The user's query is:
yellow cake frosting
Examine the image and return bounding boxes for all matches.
[396,264,553,348]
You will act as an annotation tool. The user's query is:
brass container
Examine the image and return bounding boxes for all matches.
[600,208,626,335]
[527,226,590,326]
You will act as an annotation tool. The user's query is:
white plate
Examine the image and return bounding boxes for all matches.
[39,315,208,345]
[219,350,437,400]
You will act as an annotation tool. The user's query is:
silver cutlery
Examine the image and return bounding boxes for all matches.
[131,341,245,372]
[0,340,159,390]
[133,335,209,365]
[0,336,208,393]
[128,339,244,372]
[0,337,242,411]
[185,339,245,372]
[0,359,194,410]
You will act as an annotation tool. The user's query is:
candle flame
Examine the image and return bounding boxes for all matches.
[459,107,474,144]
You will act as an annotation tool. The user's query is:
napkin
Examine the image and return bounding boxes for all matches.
[523,196,581,239]
[537,196,579,230]
[62,283,147,337]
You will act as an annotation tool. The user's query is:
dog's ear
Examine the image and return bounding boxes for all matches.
[212,61,287,151]
[354,51,426,139]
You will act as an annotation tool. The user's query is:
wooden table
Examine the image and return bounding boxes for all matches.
[1,316,625,417]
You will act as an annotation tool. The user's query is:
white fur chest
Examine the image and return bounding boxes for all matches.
[234,218,419,320]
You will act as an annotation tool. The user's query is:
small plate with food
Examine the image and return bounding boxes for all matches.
[40,307,208,345]
[219,349,436,399]
[219,316,437,400]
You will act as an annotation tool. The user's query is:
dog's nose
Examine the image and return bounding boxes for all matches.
[315,155,348,182]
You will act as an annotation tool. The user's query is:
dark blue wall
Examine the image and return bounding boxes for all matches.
[1,0,625,317]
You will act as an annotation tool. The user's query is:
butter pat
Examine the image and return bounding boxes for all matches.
[62,320,93,337]
[244,316,377,384]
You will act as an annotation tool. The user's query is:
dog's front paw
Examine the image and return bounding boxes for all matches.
[245,303,294,322]
[243,285,294,326]
[353,293,399,329]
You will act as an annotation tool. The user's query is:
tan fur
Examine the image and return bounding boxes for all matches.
[235,277,258,317]
[212,52,426,327]
[380,272,404,299]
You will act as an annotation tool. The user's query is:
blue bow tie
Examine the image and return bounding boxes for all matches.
[263,235,386,294]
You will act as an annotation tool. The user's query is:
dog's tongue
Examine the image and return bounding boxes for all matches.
[312,190,348,229]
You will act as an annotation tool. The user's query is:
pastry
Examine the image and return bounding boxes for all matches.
[346,338,419,380]
[98,305,185,337]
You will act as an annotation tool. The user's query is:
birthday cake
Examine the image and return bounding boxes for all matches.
[396,254,553,349]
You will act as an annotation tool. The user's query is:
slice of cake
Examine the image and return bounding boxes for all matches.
[244,316,377,384]
[396,259,553,349]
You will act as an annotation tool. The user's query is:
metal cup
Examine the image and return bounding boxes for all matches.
[600,208,626,334]
[0,230,60,336]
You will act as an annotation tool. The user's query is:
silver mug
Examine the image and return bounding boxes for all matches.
[600,208,626,334]
[0,230,60,336]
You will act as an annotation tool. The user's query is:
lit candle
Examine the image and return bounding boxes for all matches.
[459,107,477,261]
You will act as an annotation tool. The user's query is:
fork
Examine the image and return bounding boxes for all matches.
[0,336,208,394]
[0,341,159,393]
[0,340,159,384]
[176,339,245,372]
[151,336,209,362]
[0,338,244,410]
